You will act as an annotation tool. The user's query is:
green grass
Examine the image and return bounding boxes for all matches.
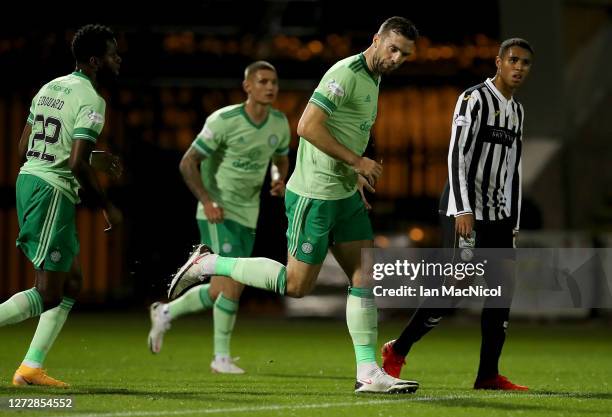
[0,312,610,417]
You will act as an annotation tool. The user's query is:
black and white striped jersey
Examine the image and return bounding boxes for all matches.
[440,78,524,230]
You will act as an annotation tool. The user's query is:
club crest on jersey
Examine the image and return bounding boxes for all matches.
[222,243,233,253]
[326,79,345,97]
[268,134,279,147]
[453,115,470,126]
[87,110,104,124]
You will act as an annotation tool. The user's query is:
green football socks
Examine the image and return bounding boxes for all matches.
[23,297,75,367]
[168,284,213,320]
[214,257,287,295]
[213,293,239,357]
[0,288,43,327]
[346,287,378,365]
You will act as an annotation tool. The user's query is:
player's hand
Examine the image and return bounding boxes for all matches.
[513,229,519,248]
[270,179,286,197]
[204,201,224,223]
[357,174,374,211]
[455,213,474,238]
[103,203,123,233]
[90,150,123,179]
[353,157,382,187]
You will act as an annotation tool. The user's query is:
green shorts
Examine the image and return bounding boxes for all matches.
[15,174,79,272]
[197,218,255,257]
[285,190,374,264]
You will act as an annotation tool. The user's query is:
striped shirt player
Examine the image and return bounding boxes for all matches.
[381,39,534,393]
[441,77,524,233]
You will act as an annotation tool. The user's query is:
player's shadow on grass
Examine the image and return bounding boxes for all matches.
[430,396,610,415]
[258,372,353,381]
[529,390,612,401]
[0,386,273,401]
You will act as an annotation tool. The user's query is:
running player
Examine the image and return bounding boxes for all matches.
[0,24,123,387]
[163,17,421,394]
[148,61,290,374]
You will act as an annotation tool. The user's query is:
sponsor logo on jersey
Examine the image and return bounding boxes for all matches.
[326,79,345,97]
[301,242,314,254]
[268,134,279,147]
[47,84,72,95]
[87,110,104,124]
[483,127,517,147]
[365,95,371,102]
[232,159,267,171]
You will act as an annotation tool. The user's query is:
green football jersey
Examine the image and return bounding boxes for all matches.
[20,71,106,203]
[191,103,291,228]
[286,53,380,200]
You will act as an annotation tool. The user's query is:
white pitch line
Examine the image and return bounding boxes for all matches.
[61,392,576,417]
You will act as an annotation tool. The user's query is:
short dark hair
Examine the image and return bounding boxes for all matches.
[244,61,277,80]
[378,16,419,41]
[71,24,116,64]
[499,38,534,58]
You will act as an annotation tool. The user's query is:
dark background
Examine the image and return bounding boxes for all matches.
[1,1,610,311]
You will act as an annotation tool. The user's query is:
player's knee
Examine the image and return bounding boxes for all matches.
[285,279,310,298]
[35,287,63,311]
[63,273,82,299]
[224,282,244,300]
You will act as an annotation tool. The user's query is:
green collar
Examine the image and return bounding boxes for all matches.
[240,103,270,129]
[359,53,379,86]
[71,70,95,88]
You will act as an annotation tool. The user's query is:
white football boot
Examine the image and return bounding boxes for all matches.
[148,302,171,354]
[167,244,214,300]
[210,356,245,374]
[354,367,419,394]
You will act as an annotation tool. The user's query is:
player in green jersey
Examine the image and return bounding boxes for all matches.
[167,17,421,394]
[148,61,290,374]
[0,24,123,387]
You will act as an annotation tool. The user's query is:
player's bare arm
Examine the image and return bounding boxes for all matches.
[179,146,224,223]
[17,124,32,162]
[297,103,382,186]
[69,138,122,230]
[270,155,289,197]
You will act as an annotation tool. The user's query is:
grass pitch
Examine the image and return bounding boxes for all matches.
[0,312,610,417]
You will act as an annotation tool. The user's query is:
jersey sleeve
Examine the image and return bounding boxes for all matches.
[447,90,482,216]
[73,96,106,143]
[274,118,291,156]
[191,113,225,156]
[309,65,356,116]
